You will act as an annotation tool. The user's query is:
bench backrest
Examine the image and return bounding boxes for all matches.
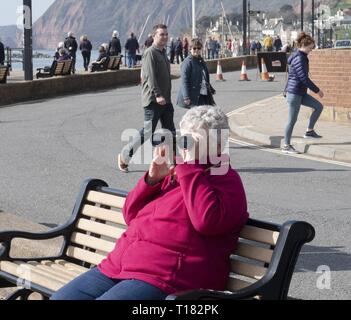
[61,60,72,75]
[53,61,65,76]
[0,66,8,84]
[108,55,122,70]
[62,179,314,299]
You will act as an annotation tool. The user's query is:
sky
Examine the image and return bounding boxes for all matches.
[0,0,56,26]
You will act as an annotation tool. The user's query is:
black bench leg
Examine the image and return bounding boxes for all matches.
[5,288,47,300]
[6,288,34,300]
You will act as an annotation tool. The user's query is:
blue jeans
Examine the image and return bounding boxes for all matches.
[50,268,168,300]
[284,93,323,145]
[127,53,136,68]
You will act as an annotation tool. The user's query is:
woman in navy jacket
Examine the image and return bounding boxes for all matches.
[283,32,324,154]
[177,39,216,109]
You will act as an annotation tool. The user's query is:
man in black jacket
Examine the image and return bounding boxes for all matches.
[0,40,5,65]
[125,33,139,68]
[108,31,122,57]
[64,31,78,73]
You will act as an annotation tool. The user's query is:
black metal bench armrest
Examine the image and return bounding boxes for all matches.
[0,222,74,261]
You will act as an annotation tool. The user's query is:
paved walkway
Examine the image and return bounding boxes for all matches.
[229,95,351,163]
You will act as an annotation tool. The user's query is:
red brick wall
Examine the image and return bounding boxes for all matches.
[309,49,351,122]
[309,49,351,107]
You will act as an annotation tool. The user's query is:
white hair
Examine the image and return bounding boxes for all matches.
[68,31,73,37]
[180,106,230,159]
[58,42,64,48]
[112,30,119,38]
[180,106,229,135]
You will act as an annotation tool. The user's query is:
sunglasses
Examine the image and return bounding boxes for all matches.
[192,47,202,50]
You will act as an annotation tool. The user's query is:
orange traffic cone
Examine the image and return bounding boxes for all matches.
[216,60,225,81]
[261,58,275,82]
[239,60,250,81]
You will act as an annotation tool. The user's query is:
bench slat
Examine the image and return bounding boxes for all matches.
[0,261,66,292]
[71,232,115,254]
[82,204,126,226]
[230,259,267,280]
[234,243,273,264]
[27,262,75,282]
[54,260,89,273]
[86,191,125,209]
[240,225,279,246]
[226,277,253,291]
[76,218,125,240]
[40,260,83,277]
[66,246,106,266]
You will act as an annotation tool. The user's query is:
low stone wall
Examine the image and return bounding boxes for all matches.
[309,49,351,123]
[0,69,141,107]
[0,56,257,107]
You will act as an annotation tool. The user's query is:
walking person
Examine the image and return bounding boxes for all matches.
[274,35,283,52]
[125,33,139,68]
[64,31,78,73]
[108,30,122,56]
[0,39,5,65]
[118,24,176,172]
[183,37,189,58]
[169,37,176,64]
[177,39,216,109]
[175,37,183,64]
[282,32,324,155]
[79,35,92,71]
[205,36,213,60]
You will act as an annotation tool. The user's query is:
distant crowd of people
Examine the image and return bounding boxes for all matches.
[52,30,143,73]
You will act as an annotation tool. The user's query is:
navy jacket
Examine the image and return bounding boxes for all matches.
[125,37,139,54]
[79,40,92,53]
[286,50,320,96]
[64,36,78,56]
[177,55,214,108]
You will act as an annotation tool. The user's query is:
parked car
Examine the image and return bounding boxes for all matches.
[334,39,351,49]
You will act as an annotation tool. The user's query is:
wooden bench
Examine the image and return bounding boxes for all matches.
[0,66,9,84]
[107,55,122,71]
[36,60,72,79]
[0,179,315,300]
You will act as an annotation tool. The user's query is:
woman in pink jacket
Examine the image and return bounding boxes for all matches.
[51,106,249,300]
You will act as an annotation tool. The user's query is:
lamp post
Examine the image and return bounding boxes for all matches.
[301,0,304,31]
[312,0,315,39]
[192,0,196,38]
[243,0,247,55]
[23,0,33,81]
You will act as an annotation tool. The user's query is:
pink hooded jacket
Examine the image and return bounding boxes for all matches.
[98,163,249,294]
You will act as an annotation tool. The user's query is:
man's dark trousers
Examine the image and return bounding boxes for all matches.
[122,102,176,162]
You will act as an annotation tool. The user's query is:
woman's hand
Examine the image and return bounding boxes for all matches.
[318,90,324,99]
[147,146,174,185]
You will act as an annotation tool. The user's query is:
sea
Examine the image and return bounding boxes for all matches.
[11,49,106,71]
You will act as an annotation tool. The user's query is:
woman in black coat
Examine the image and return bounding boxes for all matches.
[177,39,216,109]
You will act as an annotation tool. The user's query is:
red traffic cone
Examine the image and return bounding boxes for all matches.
[216,60,225,81]
[239,60,250,81]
